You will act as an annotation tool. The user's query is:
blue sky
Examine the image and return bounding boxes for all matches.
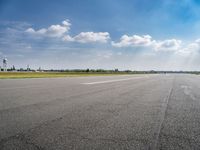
[1,0,200,70]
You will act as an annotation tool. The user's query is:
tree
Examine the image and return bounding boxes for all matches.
[86,68,90,72]
[12,65,16,71]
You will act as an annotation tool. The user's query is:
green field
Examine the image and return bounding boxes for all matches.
[0,72,129,79]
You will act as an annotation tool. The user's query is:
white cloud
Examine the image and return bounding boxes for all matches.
[74,32,110,43]
[154,39,182,52]
[62,35,74,42]
[26,28,46,35]
[178,39,200,55]
[62,32,110,43]
[26,28,36,33]
[62,19,71,27]
[26,19,71,38]
[112,34,184,53]
[26,20,110,44]
[47,25,69,37]
[111,35,154,47]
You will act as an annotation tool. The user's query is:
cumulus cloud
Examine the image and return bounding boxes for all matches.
[112,35,154,47]
[62,35,74,42]
[62,32,110,43]
[112,34,184,53]
[26,20,110,43]
[154,39,182,52]
[74,32,110,43]
[26,19,71,38]
[62,19,71,27]
[24,19,200,55]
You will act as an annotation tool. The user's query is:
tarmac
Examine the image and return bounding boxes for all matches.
[0,74,200,150]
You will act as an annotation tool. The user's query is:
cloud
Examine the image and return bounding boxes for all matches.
[26,20,110,43]
[111,35,154,47]
[26,19,71,38]
[22,19,200,55]
[62,32,110,43]
[112,34,183,53]
[62,35,74,42]
[0,21,31,30]
[178,39,200,55]
[62,19,71,27]
[74,32,110,43]
[155,39,182,52]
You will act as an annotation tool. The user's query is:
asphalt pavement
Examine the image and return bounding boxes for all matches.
[0,74,200,150]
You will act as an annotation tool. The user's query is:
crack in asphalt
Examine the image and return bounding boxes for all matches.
[150,77,175,150]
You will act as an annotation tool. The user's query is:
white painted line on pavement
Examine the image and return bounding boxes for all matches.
[81,77,146,85]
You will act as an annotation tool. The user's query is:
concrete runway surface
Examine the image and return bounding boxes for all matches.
[0,74,200,150]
